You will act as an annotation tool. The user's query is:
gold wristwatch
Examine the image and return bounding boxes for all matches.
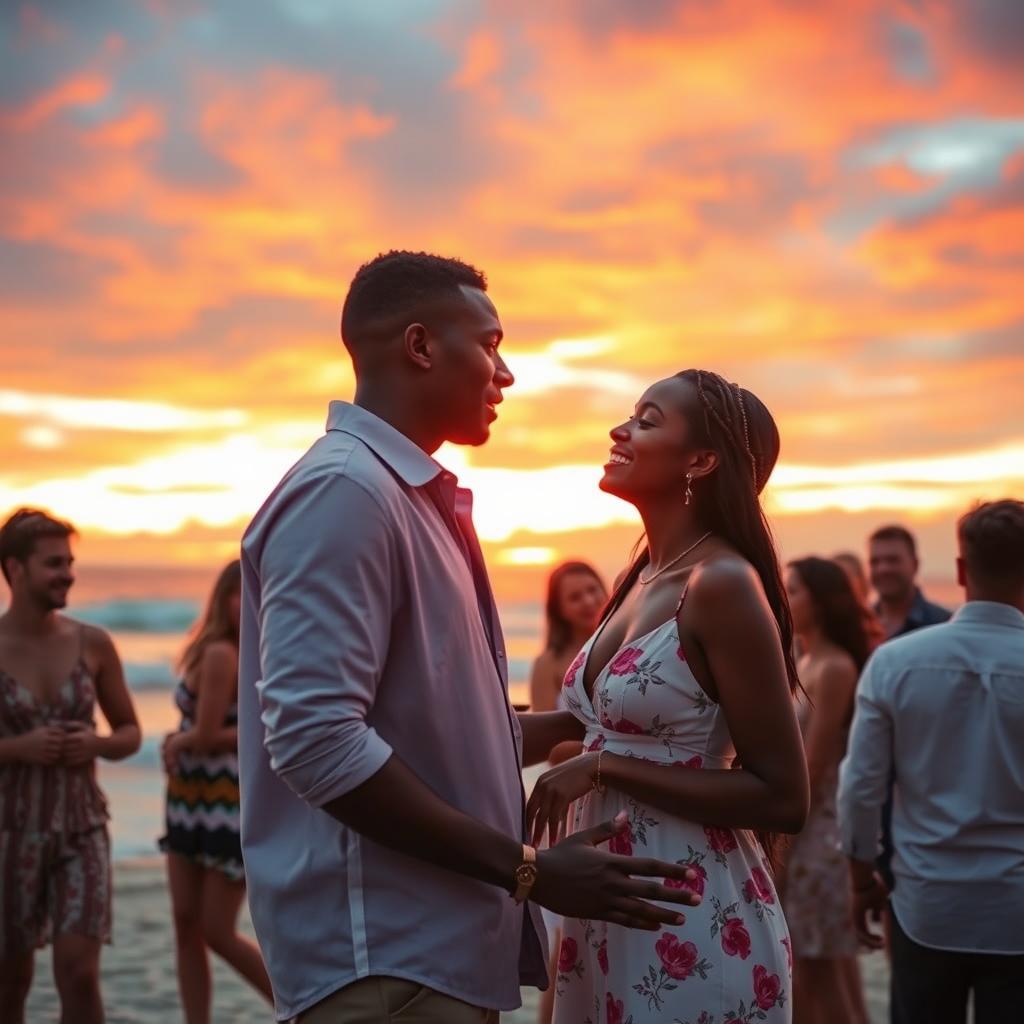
[512,843,538,904]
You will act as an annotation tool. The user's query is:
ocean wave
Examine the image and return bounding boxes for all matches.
[124,661,177,691]
[76,599,199,634]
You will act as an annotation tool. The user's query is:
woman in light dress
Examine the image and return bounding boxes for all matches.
[781,556,881,1024]
[528,369,809,1024]
[530,561,608,1024]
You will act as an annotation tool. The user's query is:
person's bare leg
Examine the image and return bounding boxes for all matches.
[0,950,35,1024]
[167,853,212,1024]
[52,933,103,1024]
[837,954,870,1024]
[199,870,273,1001]
[537,927,559,1024]
[795,956,867,1024]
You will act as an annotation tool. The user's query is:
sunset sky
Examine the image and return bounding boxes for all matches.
[2,0,1022,600]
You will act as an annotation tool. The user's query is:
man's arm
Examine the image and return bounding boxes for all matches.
[838,651,893,947]
[254,473,697,928]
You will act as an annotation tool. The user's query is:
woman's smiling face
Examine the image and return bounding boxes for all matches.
[600,376,710,503]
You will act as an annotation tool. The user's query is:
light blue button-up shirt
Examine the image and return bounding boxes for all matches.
[838,600,1024,954]
[238,402,546,1021]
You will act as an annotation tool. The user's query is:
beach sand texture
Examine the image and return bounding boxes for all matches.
[25,862,891,1023]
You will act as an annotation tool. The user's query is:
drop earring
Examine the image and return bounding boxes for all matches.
[684,472,693,505]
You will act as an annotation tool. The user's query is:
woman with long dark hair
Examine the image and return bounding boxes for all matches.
[158,560,272,1022]
[781,557,881,1024]
[529,561,608,1024]
[528,370,808,1023]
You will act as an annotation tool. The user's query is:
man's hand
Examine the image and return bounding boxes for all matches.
[16,725,64,765]
[61,722,101,766]
[532,811,700,930]
[851,872,888,950]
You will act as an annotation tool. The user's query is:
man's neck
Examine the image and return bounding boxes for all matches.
[352,385,443,455]
[0,598,59,637]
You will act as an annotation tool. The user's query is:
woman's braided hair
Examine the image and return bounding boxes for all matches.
[603,369,798,869]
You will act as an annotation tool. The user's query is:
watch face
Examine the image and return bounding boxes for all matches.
[515,864,538,884]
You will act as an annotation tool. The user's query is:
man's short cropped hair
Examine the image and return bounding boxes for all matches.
[340,250,487,351]
[869,524,917,559]
[958,500,1024,587]
[0,508,77,583]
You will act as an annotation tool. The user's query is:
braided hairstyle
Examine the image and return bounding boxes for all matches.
[604,370,797,869]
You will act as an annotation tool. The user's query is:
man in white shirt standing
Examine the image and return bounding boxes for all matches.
[238,251,698,1023]
[839,500,1024,1023]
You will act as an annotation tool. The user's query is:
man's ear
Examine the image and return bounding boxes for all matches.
[955,556,967,589]
[404,323,432,371]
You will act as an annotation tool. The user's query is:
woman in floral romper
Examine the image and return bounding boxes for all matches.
[528,371,809,1024]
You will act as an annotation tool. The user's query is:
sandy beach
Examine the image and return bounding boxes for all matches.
[25,860,892,1023]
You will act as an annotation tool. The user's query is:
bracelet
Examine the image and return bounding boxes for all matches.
[594,749,607,794]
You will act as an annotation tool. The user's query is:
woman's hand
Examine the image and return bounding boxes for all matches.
[161,731,190,775]
[526,751,600,847]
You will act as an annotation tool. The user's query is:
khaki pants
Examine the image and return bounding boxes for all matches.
[296,976,500,1023]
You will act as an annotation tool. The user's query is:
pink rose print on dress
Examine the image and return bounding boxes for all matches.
[781,935,793,975]
[752,964,783,1011]
[673,755,704,769]
[742,865,777,921]
[666,860,707,898]
[742,866,774,904]
[605,992,627,1024]
[635,934,712,1011]
[606,718,645,735]
[586,734,606,752]
[557,936,584,981]
[720,916,752,960]
[597,939,609,976]
[609,827,633,856]
[676,642,687,661]
[656,933,699,980]
[703,824,738,865]
[564,650,586,687]
[558,937,578,973]
[608,647,644,676]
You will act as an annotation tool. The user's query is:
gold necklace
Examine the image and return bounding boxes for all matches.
[638,531,712,585]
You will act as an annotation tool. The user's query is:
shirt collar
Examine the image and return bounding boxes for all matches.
[952,600,1024,630]
[325,401,443,488]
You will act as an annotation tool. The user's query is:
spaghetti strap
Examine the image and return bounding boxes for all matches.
[674,581,691,616]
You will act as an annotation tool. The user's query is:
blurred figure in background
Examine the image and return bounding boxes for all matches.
[0,509,141,1024]
[840,501,1024,1023]
[867,524,951,928]
[833,551,870,606]
[527,560,607,1024]
[782,556,879,1024]
[159,560,271,1023]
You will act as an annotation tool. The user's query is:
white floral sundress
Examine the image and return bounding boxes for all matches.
[554,594,792,1024]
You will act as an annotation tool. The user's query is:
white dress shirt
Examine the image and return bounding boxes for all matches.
[238,402,546,1021]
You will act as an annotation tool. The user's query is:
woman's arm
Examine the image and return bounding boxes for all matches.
[188,641,239,755]
[64,627,142,765]
[802,655,857,804]
[527,560,809,843]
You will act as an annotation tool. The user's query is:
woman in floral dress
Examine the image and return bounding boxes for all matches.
[528,370,809,1024]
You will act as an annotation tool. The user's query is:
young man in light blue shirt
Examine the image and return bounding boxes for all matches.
[840,500,1024,1023]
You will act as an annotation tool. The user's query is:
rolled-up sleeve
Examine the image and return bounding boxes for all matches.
[255,473,397,807]
[838,650,893,863]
